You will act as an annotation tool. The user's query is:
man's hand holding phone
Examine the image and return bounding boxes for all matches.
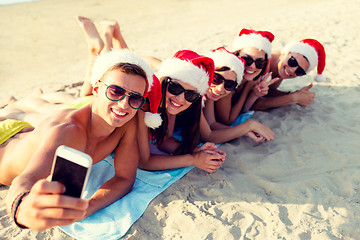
[15,179,89,231]
[14,145,92,230]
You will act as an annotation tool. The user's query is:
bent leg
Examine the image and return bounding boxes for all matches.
[77,16,104,97]
[97,20,115,53]
[8,95,62,114]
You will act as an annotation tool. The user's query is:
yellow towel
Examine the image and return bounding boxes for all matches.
[0,119,33,145]
[65,96,93,109]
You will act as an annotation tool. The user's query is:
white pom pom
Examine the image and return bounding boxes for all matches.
[144,112,162,129]
[314,74,326,82]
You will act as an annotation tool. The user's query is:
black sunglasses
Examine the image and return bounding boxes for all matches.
[241,55,267,69]
[288,56,306,76]
[212,73,238,91]
[101,82,145,109]
[166,78,201,103]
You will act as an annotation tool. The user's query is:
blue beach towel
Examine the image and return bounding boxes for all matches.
[59,112,252,239]
[230,111,254,127]
[59,154,192,240]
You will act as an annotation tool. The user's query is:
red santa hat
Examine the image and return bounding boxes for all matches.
[90,49,154,97]
[157,50,214,96]
[144,75,162,129]
[207,47,245,84]
[233,28,275,56]
[281,38,326,82]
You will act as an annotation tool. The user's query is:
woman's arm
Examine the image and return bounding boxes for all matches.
[215,83,253,125]
[200,110,274,144]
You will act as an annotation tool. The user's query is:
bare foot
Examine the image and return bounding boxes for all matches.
[77,16,104,55]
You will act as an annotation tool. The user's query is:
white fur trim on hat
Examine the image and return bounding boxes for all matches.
[157,58,209,95]
[281,42,318,73]
[314,74,326,82]
[233,34,272,56]
[144,112,162,129]
[90,49,154,91]
[207,50,244,84]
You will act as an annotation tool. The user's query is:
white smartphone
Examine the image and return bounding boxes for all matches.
[50,145,92,199]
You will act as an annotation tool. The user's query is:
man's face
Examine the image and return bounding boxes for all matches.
[278,52,310,79]
[94,70,146,127]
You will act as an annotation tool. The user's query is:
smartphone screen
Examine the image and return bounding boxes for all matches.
[52,155,89,198]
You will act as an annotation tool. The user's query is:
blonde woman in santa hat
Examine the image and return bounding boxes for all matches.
[215,29,280,126]
[198,47,274,144]
[251,38,326,111]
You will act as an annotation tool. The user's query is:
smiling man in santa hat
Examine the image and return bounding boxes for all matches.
[252,38,326,110]
[2,49,154,231]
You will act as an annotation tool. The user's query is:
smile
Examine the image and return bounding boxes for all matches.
[111,108,128,117]
[284,67,292,77]
[245,69,256,74]
[170,99,182,108]
[210,89,222,98]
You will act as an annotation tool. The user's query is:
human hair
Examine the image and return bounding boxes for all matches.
[232,50,268,81]
[102,62,147,88]
[215,66,231,72]
[151,78,202,154]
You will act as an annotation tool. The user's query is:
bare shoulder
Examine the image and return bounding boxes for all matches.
[114,114,138,136]
[34,108,89,146]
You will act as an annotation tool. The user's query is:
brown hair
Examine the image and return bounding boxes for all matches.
[215,66,231,72]
[232,50,268,81]
[102,62,148,89]
[150,78,201,155]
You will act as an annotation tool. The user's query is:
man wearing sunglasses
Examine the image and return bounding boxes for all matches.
[251,39,326,111]
[2,49,153,230]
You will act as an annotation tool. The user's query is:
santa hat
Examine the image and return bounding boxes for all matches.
[144,75,162,129]
[281,38,326,82]
[157,50,214,95]
[90,49,154,97]
[233,28,275,56]
[207,47,245,84]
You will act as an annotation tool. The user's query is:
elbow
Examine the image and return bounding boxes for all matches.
[138,161,150,170]
[200,134,222,145]
[114,176,135,194]
[218,118,233,126]
[251,100,266,111]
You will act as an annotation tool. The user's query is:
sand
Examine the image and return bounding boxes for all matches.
[1,0,360,239]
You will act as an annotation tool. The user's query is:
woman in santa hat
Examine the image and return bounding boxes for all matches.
[199,47,274,144]
[136,49,227,173]
[251,38,326,111]
[215,28,280,126]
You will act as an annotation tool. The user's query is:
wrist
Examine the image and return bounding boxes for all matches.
[11,190,30,229]
[188,153,197,167]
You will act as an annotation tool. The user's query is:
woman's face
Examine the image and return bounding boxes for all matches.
[278,52,310,79]
[238,47,266,81]
[165,79,198,116]
[206,70,237,101]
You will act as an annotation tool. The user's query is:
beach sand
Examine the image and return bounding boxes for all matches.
[1,0,360,239]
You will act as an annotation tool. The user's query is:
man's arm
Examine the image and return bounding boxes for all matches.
[84,118,139,218]
[252,83,315,110]
[6,123,89,230]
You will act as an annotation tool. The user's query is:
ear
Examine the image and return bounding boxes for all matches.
[92,81,100,96]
